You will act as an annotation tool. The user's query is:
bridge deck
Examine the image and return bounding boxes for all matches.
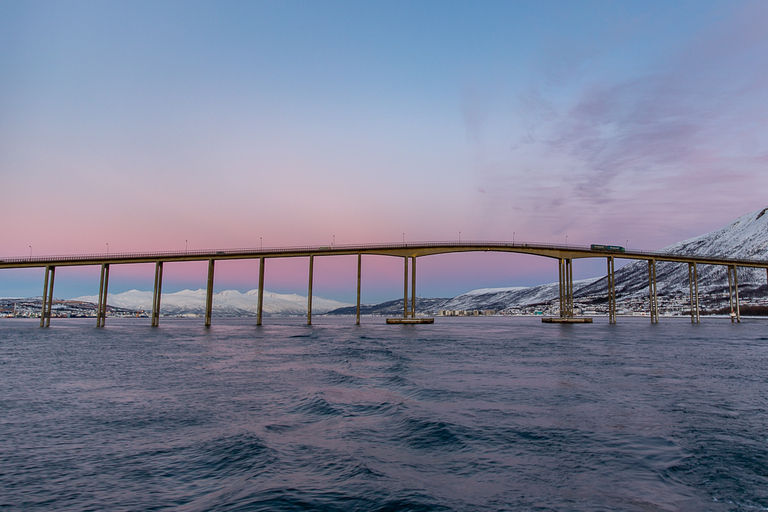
[1,241,767,269]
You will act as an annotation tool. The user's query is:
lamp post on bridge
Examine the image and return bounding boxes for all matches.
[106,243,109,255]
[29,246,31,258]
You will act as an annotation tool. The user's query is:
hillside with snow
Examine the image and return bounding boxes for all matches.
[575,208,768,304]
[73,289,351,316]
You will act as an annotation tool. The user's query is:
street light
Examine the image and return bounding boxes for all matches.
[566,235,568,245]
[185,240,188,253]
[459,231,461,243]
[106,243,109,255]
[402,233,405,244]
[260,237,262,250]
[29,246,32,258]
[513,232,515,244]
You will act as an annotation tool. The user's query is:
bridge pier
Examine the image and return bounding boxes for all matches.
[410,256,416,318]
[727,265,740,322]
[402,257,408,317]
[387,255,432,324]
[97,263,110,327]
[151,261,163,327]
[400,256,417,318]
[307,255,314,325]
[205,259,215,327]
[257,257,265,326]
[607,257,616,323]
[356,254,362,325]
[648,260,659,323]
[40,265,55,327]
[688,262,700,323]
[558,258,573,318]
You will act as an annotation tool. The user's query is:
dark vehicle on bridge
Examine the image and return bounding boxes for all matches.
[590,244,625,253]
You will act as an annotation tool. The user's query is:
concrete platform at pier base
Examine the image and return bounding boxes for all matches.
[542,317,593,324]
[386,318,435,324]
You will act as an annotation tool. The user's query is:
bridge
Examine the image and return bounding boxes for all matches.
[2,241,766,327]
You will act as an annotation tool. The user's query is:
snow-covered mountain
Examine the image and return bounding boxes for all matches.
[72,289,351,316]
[438,280,600,311]
[575,208,768,303]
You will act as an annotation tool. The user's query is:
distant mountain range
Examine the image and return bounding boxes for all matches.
[72,289,351,316]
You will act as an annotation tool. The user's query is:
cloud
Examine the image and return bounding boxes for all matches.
[474,1,768,245]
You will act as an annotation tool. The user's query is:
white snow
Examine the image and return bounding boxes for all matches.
[72,289,351,316]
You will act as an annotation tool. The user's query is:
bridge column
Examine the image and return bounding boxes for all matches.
[403,256,408,318]
[688,262,700,323]
[648,260,659,323]
[151,261,163,327]
[97,263,110,327]
[734,266,740,323]
[40,266,50,327]
[607,256,616,324]
[559,258,573,318]
[356,254,362,325]
[565,258,573,318]
[307,255,314,325]
[40,265,55,327]
[205,259,215,327]
[257,257,265,326]
[728,265,740,323]
[410,256,416,318]
[558,258,564,317]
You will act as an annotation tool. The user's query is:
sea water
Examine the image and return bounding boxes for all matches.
[1,316,767,511]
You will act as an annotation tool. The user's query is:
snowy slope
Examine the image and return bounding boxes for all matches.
[576,207,768,301]
[439,279,600,310]
[73,289,351,316]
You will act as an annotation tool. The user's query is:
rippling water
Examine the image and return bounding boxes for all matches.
[2,316,767,511]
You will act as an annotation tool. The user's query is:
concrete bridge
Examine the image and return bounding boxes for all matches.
[2,241,766,327]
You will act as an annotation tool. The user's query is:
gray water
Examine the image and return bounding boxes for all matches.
[1,316,767,511]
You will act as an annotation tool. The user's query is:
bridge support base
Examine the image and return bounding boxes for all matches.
[543,317,592,324]
[387,318,434,324]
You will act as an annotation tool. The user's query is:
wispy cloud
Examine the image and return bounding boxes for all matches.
[476,1,768,245]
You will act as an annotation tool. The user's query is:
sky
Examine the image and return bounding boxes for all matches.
[2,0,768,303]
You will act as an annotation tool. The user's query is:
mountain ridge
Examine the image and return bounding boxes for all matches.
[71,288,351,316]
